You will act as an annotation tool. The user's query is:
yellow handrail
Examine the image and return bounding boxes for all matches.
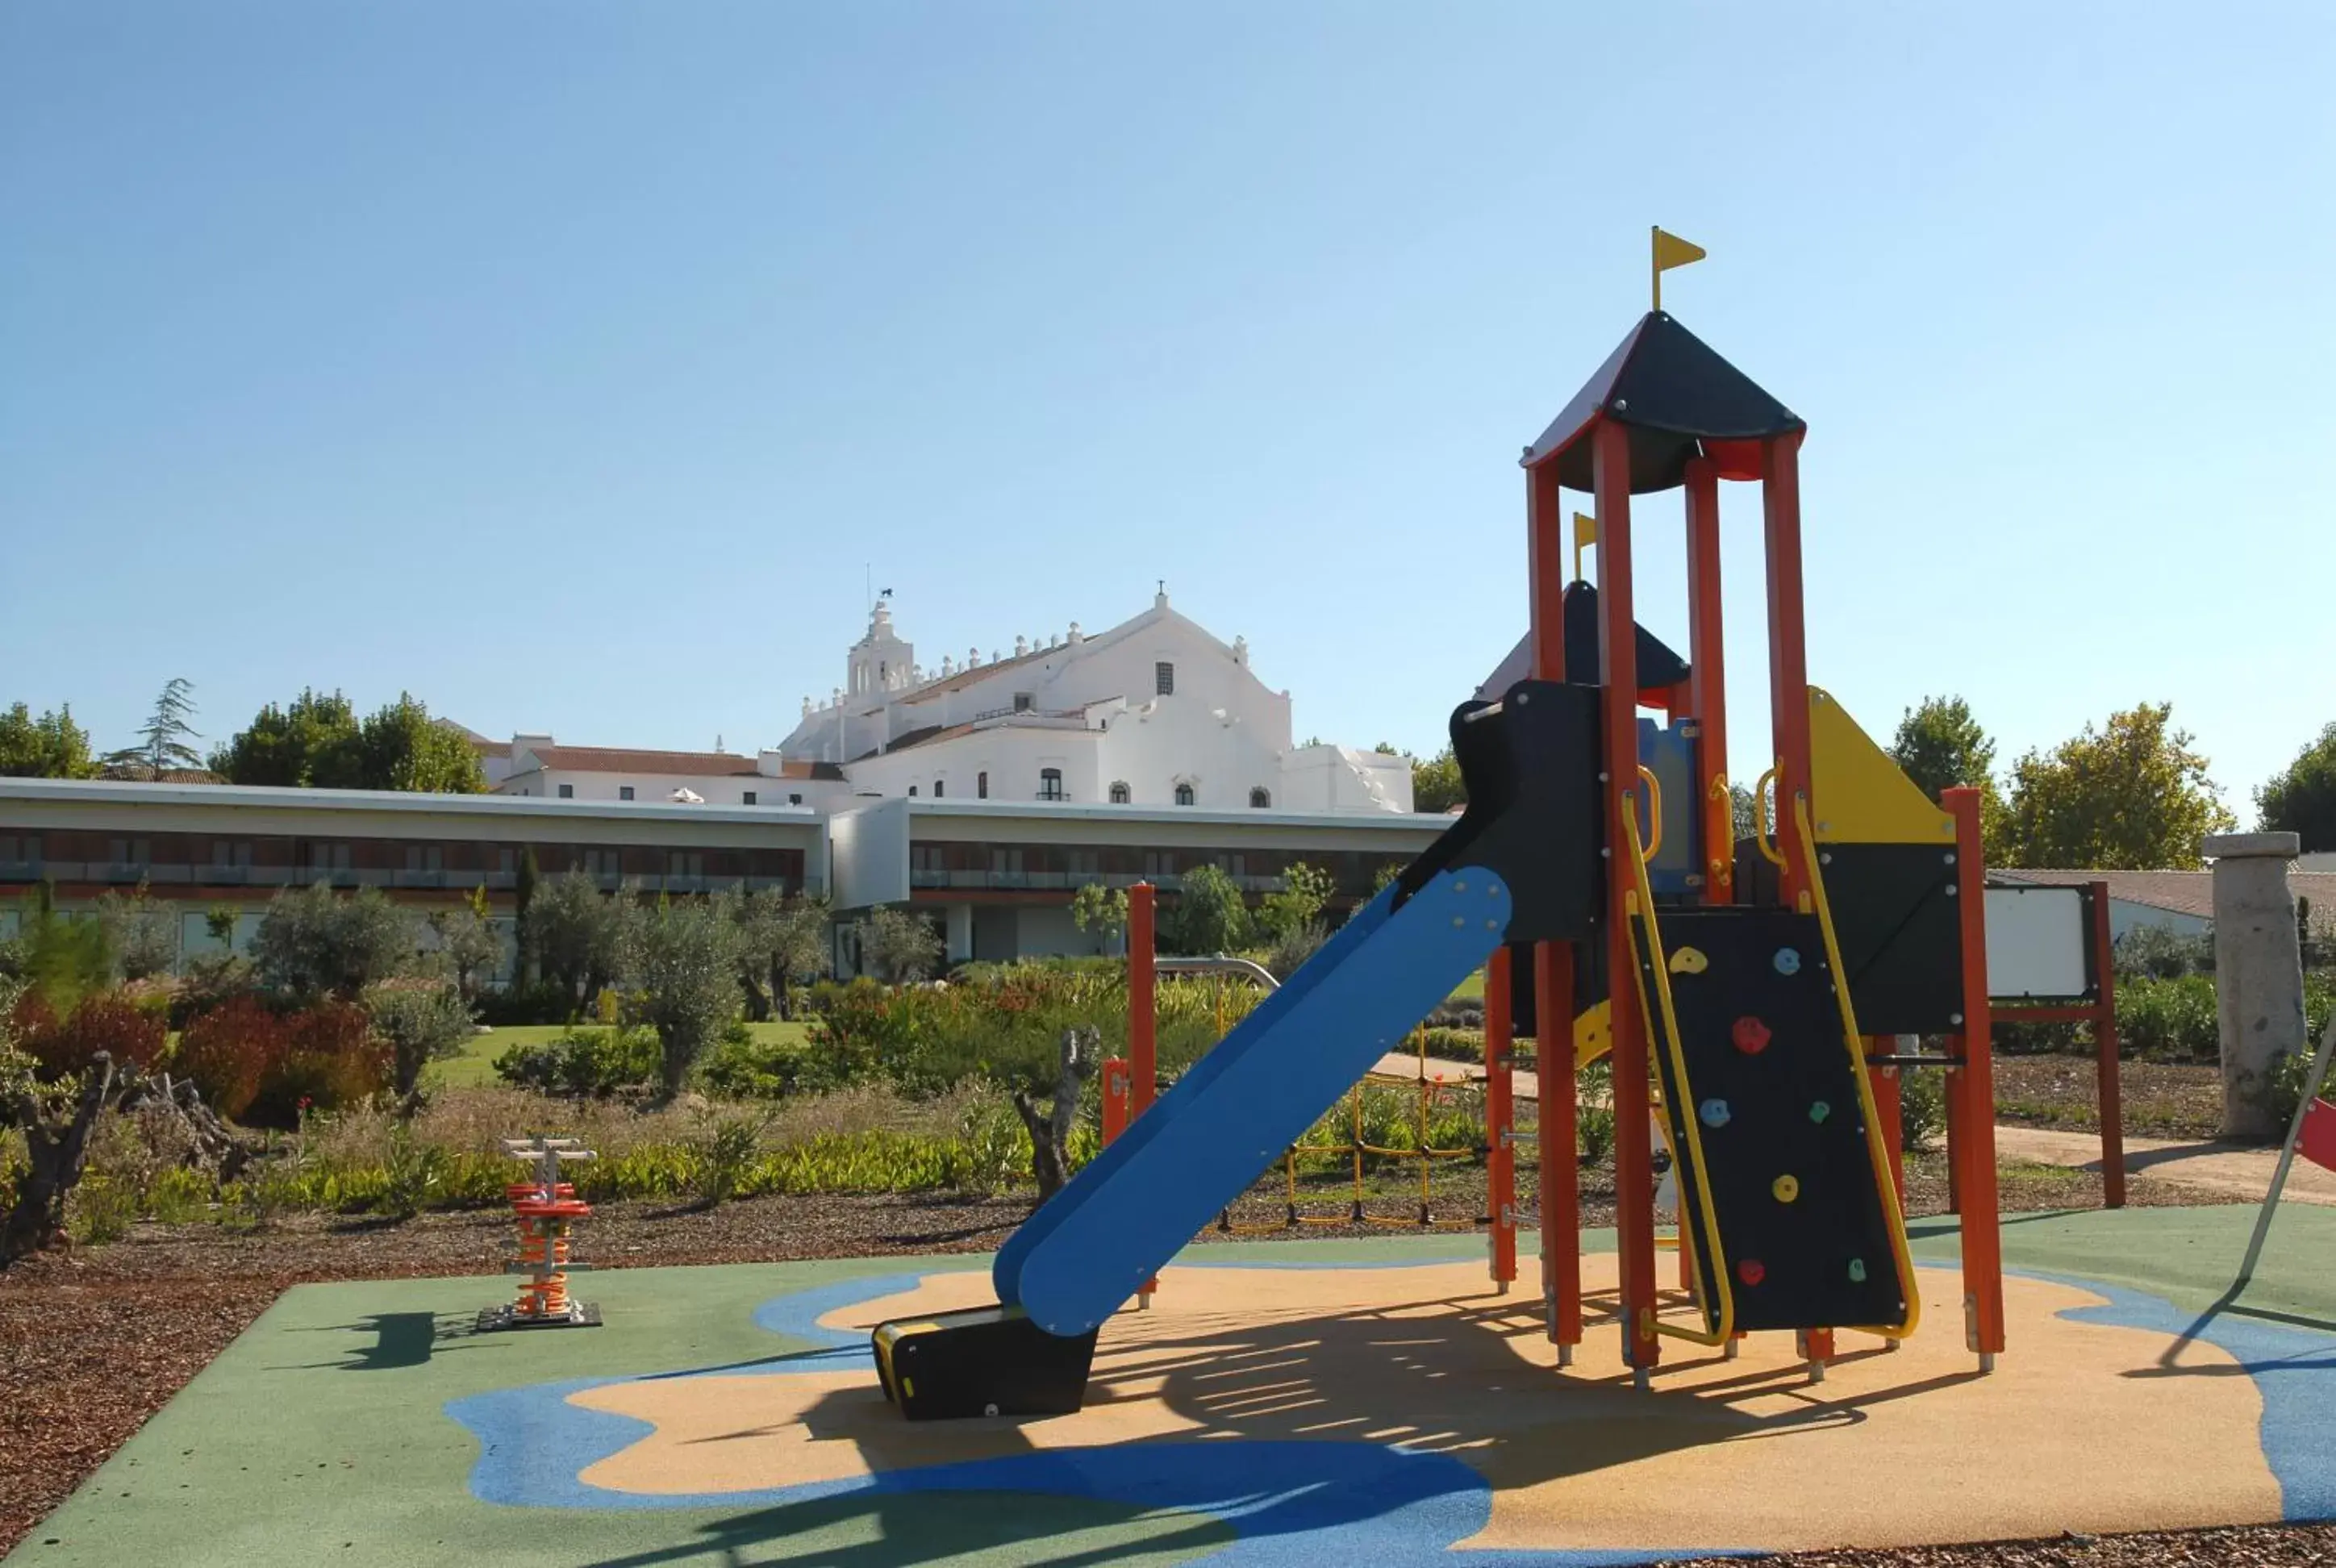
[1621,788,1736,1348]
[1792,792,1921,1343]
[1636,765,1665,860]
[1753,765,1786,867]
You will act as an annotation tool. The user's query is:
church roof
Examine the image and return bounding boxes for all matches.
[1522,312,1803,494]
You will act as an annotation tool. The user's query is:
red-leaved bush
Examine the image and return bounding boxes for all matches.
[12,989,169,1080]
[245,1000,390,1126]
[176,995,286,1121]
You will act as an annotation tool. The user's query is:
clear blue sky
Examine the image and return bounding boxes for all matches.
[3,3,2330,814]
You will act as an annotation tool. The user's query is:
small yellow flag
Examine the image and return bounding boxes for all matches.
[1571,511,1597,582]
[1651,227,1707,309]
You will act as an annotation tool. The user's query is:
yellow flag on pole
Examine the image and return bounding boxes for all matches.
[1571,511,1597,582]
[1651,227,1707,310]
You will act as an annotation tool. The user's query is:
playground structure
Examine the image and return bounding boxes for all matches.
[479,1136,602,1332]
[874,304,2022,1419]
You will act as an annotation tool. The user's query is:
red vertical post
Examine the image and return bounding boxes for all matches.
[1485,945,1518,1288]
[1128,880,1158,1305]
[1682,457,1732,906]
[1761,434,1815,907]
[2092,881,2125,1210]
[1128,882,1157,1118]
[1527,460,1581,1359]
[1594,419,1659,1376]
[1867,1040,1906,1204]
[1946,788,2004,1365]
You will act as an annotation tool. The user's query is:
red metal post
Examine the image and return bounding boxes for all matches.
[1101,1058,1132,1144]
[1485,945,1518,1288]
[1128,880,1158,1304]
[1761,434,1815,907]
[1945,788,2005,1363]
[1682,457,1731,905]
[1594,419,1659,1375]
[1129,882,1157,1118]
[2092,880,2125,1209]
[1528,461,1582,1357]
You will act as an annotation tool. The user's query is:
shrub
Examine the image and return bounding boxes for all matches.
[1258,921,1328,982]
[177,995,285,1121]
[698,1025,815,1099]
[1576,1059,1616,1165]
[686,1109,767,1207]
[248,1001,389,1125]
[13,988,169,1080]
[1896,1067,1947,1153]
[252,882,419,999]
[626,895,746,1096]
[2118,975,2221,1059]
[494,1026,662,1098]
[473,981,581,1028]
[1413,1027,1485,1063]
[376,1126,448,1219]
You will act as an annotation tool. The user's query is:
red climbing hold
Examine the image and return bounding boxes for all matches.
[1736,1258,1767,1287]
[1731,1016,1771,1055]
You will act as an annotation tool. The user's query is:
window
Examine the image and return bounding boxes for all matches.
[1144,850,1174,878]
[932,780,944,799]
[1174,782,1195,807]
[1249,786,1271,809]
[788,793,803,806]
[1066,849,1099,877]
[669,851,705,878]
[743,790,757,805]
[1013,692,1033,712]
[1109,781,1131,804]
[991,848,1025,874]
[558,783,574,799]
[619,786,635,801]
[911,844,945,874]
[909,785,918,797]
[977,772,988,799]
[1156,661,1175,695]
[1038,768,1066,801]
[498,849,515,874]
[1214,853,1247,878]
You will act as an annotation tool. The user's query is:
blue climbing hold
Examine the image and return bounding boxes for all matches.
[1772,947,1802,976]
[1699,1099,1731,1129]
[1808,1100,1832,1124]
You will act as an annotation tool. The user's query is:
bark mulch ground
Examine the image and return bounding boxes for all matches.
[0,1158,2271,1565]
[1994,1055,2227,1142]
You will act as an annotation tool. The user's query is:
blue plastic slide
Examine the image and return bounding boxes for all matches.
[994,869,1512,1337]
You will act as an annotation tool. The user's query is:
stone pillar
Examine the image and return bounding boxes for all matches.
[2209,832,2307,1138]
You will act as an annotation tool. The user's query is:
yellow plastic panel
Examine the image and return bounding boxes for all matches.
[1807,687,1954,844]
[1573,1000,1610,1069]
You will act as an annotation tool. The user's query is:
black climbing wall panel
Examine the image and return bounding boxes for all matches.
[1629,906,1908,1334]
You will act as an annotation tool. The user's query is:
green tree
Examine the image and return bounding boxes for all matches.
[1171,864,1250,954]
[854,904,943,982]
[1070,881,1130,951]
[0,703,99,778]
[429,886,503,1001]
[527,869,629,1010]
[106,677,203,777]
[357,694,488,793]
[1888,695,1997,801]
[2259,723,2336,853]
[1998,703,2237,869]
[1412,747,1466,814]
[625,895,746,1097]
[363,980,475,1104]
[250,883,420,999]
[210,688,364,786]
[94,884,178,982]
[1258,861,1334,940]
[736,888,832,1018]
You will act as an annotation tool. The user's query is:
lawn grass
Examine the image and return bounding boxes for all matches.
[429,1019,815,1089]
[1447,969,1485,1003]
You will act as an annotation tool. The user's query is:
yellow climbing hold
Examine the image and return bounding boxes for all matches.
[1668,946,1709,975]
[1771,1174,1800,1203]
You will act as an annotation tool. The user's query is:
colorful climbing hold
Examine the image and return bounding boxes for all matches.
[1731,1015,1771,1055]
[1847,1258,1868,1284]
[1736,1258,1766,1287]
[1698,1098,1731,1129]
[1772,947,1802,976]
[1771,1174,1800,1203]
[1808,1100,1831,1124]
[1669,946,1709,975]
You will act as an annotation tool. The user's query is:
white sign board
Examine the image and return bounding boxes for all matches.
[1984,886,2090,1000]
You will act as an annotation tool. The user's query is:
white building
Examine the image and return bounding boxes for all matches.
[773,586,1412,815]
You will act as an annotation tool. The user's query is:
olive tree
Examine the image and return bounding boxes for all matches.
[251,882,419,1000]
[626,895,746,1097]
[527,869,630,1011]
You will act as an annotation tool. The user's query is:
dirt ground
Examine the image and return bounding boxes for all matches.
[0,1150,2274,1565]
[1993,1055,2226,1142]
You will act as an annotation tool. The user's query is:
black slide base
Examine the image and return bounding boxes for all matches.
[873,1304,1099,1420]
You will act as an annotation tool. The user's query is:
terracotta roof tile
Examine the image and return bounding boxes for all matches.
[521,745,761,776]
[1994,868,2336,933]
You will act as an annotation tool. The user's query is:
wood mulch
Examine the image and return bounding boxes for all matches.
[1993,1055,2228,1142]
[0,1157,2272,1565]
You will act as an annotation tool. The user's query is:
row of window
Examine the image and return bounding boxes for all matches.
[895,774,1270,808]
[543,783,803,806]
[903,841,1404,889]
[0,832,803,882]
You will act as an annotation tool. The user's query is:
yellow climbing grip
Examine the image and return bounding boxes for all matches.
[1668,946,1708,975]
[1771,1174,1800,1203]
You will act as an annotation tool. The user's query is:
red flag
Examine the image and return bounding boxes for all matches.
[2299,1098,2336,1174]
